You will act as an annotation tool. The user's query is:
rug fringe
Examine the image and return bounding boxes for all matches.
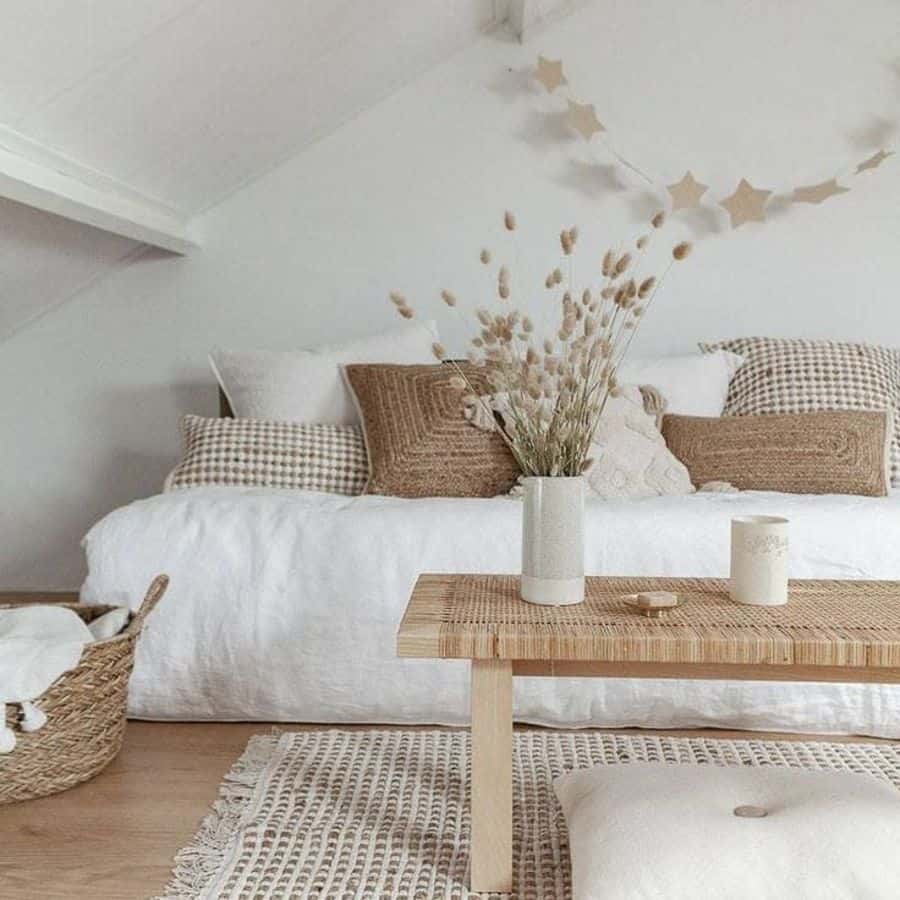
[155,732,282,900]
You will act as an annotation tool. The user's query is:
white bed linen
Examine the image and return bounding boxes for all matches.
[81,488,900,736]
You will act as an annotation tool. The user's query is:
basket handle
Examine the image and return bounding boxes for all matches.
[126,574,169,635]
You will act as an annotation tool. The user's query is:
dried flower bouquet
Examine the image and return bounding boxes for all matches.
[390,211,691,478]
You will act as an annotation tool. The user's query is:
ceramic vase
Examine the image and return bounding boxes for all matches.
[521,476,585,606]
[730,515,789,606]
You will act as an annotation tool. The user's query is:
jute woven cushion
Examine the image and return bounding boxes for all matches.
[662,410,892,496]
[164,415,368,494]
[700,337,900,486]
[344,363,520,497]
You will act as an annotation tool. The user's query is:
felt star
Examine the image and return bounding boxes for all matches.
[667,171,708,210]
[535,56,566,92]
[792,178,850,204]
[719,178,772,228]
[856,149,894,173]
[566,100,605,140]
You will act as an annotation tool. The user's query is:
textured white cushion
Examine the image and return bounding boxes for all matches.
[469,386,693,500]
[587,385,693,499]
[618,350,743,417]
[209,320,439,425]
[555,762,900,900]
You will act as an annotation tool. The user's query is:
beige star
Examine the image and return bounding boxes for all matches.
[856,149,894,173]
[719,178,772,228]
[535,56,566,93]
[792,178,850,205]
[566,100,605,140]
[667,171,708,211]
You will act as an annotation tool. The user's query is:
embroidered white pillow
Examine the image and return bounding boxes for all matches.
[209,320,439,426]
[469,386,693,500]
[617,350,743,417]
[555,762,900,900]
[587,385,693,499]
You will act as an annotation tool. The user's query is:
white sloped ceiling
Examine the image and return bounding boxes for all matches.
[0,0,505,340]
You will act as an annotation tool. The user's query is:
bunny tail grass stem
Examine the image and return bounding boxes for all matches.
[613,259,674,372]
[447,359,530,474]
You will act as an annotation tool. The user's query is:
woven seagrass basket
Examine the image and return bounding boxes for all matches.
[0,574,168,804]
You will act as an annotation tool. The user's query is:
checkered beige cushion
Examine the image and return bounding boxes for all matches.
[164,415,368,494]
[700,337,900,486]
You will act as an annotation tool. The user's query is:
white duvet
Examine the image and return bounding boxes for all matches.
[81,488,900,736]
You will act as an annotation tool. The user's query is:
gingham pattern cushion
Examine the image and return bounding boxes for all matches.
[164,415,368,494]
[700,337,900,486]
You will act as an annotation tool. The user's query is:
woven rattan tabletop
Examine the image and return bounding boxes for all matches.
[397,574,900,674]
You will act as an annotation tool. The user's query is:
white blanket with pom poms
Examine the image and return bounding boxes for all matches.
[0,606,93,753]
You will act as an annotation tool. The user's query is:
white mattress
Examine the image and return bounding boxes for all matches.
[81,488,900,736]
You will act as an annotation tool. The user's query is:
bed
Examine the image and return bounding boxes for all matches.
[80,486,900,737]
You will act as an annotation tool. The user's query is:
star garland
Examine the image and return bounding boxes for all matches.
[532,56,896,230]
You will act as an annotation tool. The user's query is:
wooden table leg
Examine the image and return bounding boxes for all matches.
[470,658,513,894]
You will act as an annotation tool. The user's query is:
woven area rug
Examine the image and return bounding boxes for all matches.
[159,729,900,899]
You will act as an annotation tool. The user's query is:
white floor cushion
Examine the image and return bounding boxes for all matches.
[554,762,900,900]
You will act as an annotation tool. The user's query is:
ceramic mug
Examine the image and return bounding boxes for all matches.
[730,516,789,606]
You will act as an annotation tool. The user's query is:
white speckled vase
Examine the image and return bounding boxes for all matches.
[521,476,585,606]
[730,515,789,606]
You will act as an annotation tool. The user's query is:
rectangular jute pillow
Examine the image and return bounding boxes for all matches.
[343,363,520,498]
[164,415,368,494]
[662,410,892,496]
[700,336,900,486]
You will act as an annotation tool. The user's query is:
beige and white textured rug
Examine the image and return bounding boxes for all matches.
[159,729,900,899]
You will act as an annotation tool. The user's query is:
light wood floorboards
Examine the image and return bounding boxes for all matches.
[2,721,891,899]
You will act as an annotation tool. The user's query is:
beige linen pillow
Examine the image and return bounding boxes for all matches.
[662,410,892,496]
[209,320,440,426]
[343,363,520,498]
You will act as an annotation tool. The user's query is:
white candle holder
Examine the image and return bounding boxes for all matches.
[730,516,789,606]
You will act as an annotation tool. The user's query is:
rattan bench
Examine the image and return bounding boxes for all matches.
[397,574,900,893]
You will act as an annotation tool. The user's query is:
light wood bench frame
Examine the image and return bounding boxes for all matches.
[397,573,900,894]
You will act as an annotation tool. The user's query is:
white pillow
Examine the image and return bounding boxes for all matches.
[587,385,694,499]
[618,350,743,417]
[555,762,900,900]
[209,320,439,426]
[87,606,130,641]
[470,386,693,500]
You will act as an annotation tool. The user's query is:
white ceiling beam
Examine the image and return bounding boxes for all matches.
[0,127,196,255]
[506,0,584,43]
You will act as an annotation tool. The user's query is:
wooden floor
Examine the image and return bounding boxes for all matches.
[2,721,891,899]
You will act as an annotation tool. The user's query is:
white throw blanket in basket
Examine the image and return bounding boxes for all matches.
[0,604,129,753]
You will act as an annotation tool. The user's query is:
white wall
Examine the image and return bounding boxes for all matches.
[3,0,899,588]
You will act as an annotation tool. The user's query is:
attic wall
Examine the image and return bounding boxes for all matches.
[2,0,898,588]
